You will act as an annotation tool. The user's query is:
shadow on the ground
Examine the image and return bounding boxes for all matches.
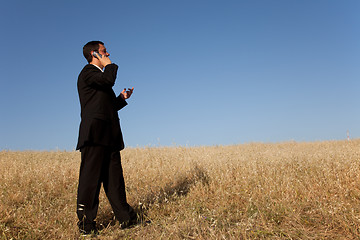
[141,164,210,206]
[96,164,210,230]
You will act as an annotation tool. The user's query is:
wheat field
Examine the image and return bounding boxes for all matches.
[1,140,360,239]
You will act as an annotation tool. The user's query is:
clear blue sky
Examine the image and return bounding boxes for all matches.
[1,0,359,150]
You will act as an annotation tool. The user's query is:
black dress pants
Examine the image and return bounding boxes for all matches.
[76,145,136,225]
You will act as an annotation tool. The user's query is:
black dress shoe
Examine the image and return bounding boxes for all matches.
[78,221,98,235]
[120,217,151,229]
[120,218,138,229]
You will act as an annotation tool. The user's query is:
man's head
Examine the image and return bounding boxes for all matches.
[83,41,110,63]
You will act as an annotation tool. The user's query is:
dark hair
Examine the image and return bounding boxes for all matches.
[83,41,104,63]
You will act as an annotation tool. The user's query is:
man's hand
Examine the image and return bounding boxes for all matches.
[120,87,134,100]
[98,55,112,67]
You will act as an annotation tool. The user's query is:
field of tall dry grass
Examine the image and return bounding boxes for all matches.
[1,139,360,239]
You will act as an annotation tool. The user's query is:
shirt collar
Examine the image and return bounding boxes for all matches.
[91,64,104,72]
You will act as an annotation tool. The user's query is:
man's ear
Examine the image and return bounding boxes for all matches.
[90,51,97,61]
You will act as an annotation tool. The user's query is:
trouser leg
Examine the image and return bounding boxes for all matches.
[102,151,136,223]
[77,145,108,224]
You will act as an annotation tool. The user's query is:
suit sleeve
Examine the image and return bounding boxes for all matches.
[116,96,128,110]
[85,64,119,88]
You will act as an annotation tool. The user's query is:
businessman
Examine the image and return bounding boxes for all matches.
[76,41,136,235]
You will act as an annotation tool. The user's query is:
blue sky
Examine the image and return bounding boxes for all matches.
[0,0,359,150]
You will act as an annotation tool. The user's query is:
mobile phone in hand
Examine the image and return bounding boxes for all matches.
[92,51,102,59]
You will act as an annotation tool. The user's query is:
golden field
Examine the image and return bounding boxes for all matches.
[1,140,360,239]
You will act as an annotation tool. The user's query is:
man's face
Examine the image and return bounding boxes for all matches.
[98,44,110,57]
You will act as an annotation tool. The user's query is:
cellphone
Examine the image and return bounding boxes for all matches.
[92,51,102,59]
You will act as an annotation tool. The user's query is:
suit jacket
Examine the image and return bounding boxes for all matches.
[76,63,127,151]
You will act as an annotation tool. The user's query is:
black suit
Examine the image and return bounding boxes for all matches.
[76,63,126,151]
[76,63,136,228]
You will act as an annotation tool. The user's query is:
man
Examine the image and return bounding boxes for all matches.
[76,41,136,235]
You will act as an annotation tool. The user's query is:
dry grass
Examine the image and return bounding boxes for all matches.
[1,140,360,239]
